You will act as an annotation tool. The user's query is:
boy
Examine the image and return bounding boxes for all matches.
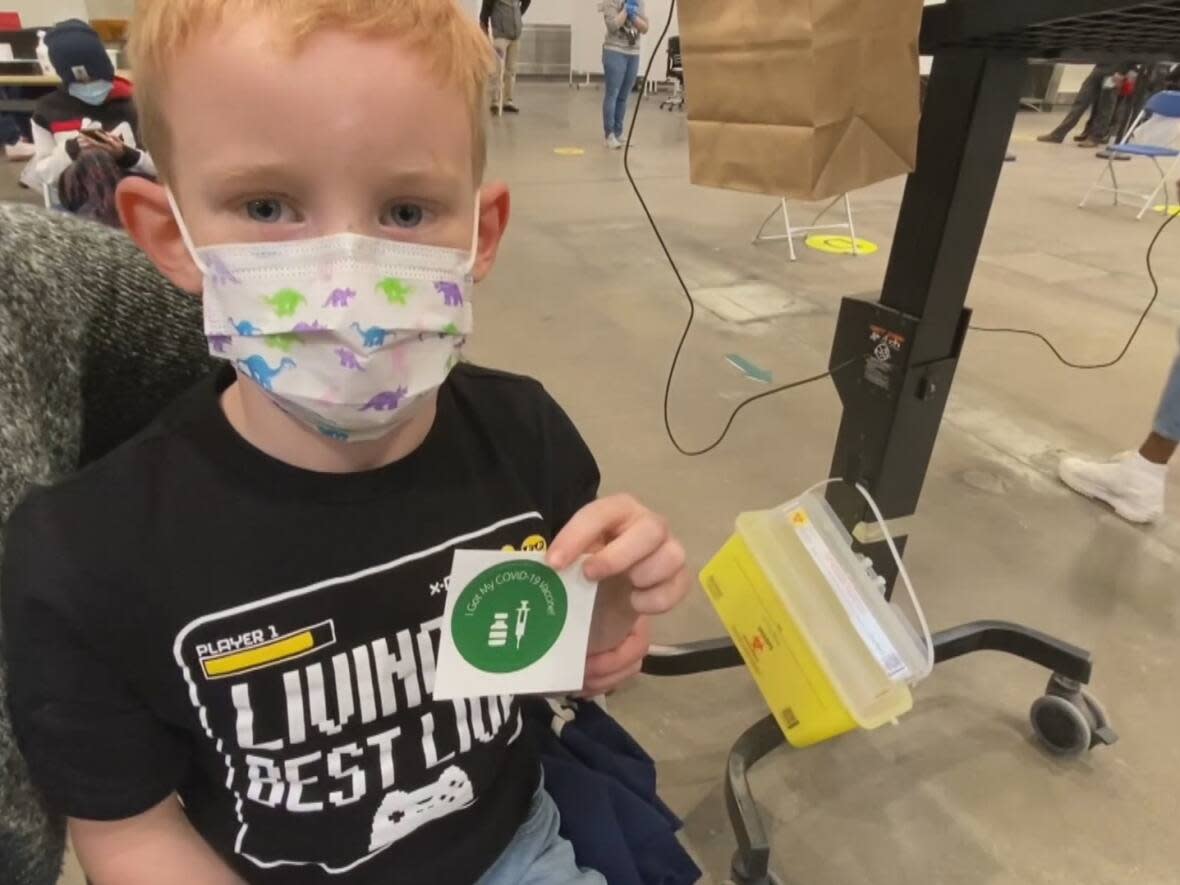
[1,2,689,884]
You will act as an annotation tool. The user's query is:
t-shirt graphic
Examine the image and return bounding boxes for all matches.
[173,512,541,874]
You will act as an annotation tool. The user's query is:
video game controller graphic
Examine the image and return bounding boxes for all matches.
[368,766,476,851]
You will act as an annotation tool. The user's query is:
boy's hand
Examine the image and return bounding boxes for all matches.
[548,495,689,693]
[582,616,650,696]
[548,494,689,616]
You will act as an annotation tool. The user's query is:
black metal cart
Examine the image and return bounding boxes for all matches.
[643,2,1180,882]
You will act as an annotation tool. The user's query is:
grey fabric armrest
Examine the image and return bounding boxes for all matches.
[0,202,214,885]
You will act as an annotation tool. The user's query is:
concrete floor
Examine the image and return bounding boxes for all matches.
[7,82,1178,885]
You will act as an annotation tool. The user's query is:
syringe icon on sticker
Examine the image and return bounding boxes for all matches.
[514,600,530,649]
[487,601,531,649]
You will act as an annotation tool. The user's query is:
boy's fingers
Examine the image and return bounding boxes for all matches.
[581,660,643,697]
[630,568,691,615]
[625,538,686,589]
[548,495,641,569]
[582,513,667,581]
[584,621,650,679]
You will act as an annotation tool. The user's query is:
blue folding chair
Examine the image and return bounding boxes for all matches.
[1079,89,1180,219]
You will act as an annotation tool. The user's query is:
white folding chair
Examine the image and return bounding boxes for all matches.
[1079,90,1180,219]
[752,194,859,261]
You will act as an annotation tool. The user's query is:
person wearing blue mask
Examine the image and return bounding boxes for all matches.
[30,18,155,212]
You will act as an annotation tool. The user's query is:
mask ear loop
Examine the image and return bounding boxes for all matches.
[461,195,482,277]
[801,478,935,682]
[164,187,211,276]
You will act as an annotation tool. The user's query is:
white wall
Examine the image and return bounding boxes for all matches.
[86,0,134,18]
[526,0,571,25]
[6,0,88,28]
[638,0,678,79]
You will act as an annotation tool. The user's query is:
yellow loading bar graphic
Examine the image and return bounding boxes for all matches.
[200,621,336,680]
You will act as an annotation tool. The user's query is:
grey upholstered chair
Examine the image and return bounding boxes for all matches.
[0,202,214,885]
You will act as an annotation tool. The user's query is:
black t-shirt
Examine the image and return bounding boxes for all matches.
[2,363,600,885]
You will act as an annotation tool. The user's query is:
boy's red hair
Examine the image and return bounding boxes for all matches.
[129,0,494,181]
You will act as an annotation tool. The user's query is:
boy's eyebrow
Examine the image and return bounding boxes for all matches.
[204,163,467,195]
[376,165,469,192]
[205,161,303,193]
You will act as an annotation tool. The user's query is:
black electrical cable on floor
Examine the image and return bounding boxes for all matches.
[623,1,1175,454]
[622,0,861,457]
[969,206,1177,369]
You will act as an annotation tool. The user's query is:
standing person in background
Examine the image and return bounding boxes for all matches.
[602,0,647,149]
[482,0,530,114]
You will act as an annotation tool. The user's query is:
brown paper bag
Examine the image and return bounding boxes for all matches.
[677,0,924,200]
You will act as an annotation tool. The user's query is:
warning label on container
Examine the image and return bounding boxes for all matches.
[788,509,910,681]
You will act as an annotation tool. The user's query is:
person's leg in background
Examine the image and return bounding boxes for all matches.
[1,88,35,161]
[602,48,626,148]
[1038,65,1103,143]
[1078,73,1119,147]
[502,38,521,112]
[491,37,510,112]
[612,52,640,140]
[1146,347,1180,465]
[1059,339,1179,523]
[1033,64,1113,143]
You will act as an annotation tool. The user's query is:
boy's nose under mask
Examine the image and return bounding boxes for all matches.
[168,190,478,443]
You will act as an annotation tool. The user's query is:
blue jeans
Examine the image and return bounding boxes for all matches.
[1153,331,1180,441]
[476,779,605,885]
[602,48,640,139]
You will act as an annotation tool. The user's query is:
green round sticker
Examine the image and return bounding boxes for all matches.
[452,560,568,673]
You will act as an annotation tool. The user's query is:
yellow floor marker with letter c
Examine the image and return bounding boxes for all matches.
[1152,204,1180,216]
[804,235,879,256]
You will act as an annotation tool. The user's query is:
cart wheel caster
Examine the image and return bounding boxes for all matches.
[1030,674,1117,758]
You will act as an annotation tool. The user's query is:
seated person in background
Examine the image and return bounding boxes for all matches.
[31,18,155,208]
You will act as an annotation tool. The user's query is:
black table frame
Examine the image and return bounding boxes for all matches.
[641,1,1180,881]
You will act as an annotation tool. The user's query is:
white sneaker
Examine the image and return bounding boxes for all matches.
[605,134,623,150]
[1058,451,1166,524]
[5,140,35,161]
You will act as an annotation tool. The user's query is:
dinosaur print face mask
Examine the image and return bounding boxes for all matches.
[167,189,478,442]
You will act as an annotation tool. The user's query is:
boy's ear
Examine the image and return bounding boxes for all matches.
[117,177,204,294]
[472,181,510,283]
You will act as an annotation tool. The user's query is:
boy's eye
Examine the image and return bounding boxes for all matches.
[384,203,425,229]
[244,199,292,224]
